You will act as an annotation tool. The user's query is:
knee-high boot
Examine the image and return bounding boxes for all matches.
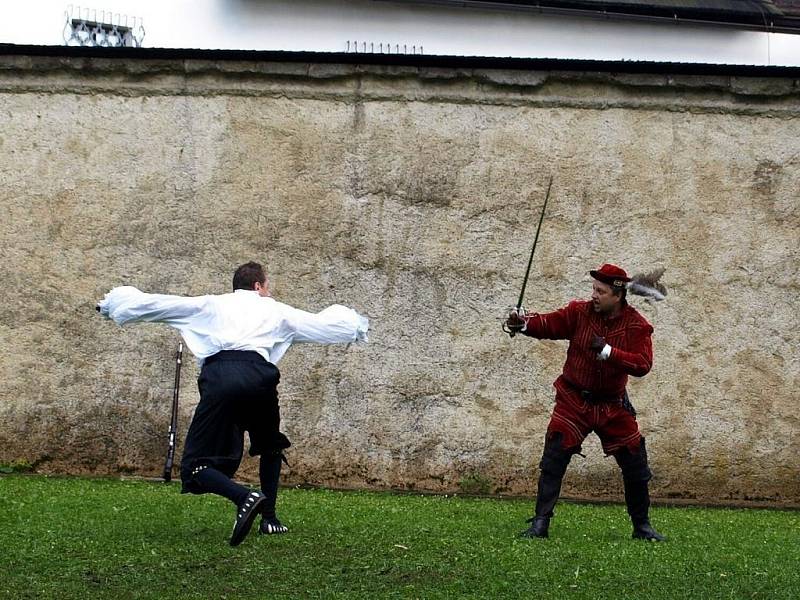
[521,433,573,538]
[614,439,665,541]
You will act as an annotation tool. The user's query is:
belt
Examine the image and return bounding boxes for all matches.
[562,377,622,404]
[204,350,267,366]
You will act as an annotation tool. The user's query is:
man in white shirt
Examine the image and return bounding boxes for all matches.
[97,261,368,546]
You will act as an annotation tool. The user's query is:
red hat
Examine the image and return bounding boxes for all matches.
[589,263,631,288]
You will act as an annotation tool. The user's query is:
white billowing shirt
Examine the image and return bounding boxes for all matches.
[97,286,369,364]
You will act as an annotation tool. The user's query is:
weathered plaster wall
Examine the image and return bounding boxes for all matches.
[0,55,798,505]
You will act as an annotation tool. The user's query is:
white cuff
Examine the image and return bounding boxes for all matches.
[598,344,612,360]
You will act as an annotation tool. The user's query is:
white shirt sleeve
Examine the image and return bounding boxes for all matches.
[277,302,369,344]
[97,286,210,327]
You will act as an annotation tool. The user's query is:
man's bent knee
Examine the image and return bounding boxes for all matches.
[249,431,292,457]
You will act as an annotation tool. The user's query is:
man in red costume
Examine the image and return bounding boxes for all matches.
[506,263,665,541]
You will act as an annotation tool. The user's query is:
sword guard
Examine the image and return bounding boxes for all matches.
[504,325,519,337]
[503,306,526,338]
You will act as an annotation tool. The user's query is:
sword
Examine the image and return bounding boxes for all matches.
[503,175,553,337]
[162,342,183,482]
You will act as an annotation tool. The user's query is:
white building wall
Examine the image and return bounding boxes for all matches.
[2,0,800,66]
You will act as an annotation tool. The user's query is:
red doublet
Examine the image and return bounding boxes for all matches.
[522,300,654,454]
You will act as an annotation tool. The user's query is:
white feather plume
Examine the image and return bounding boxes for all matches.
[627,268,668,302]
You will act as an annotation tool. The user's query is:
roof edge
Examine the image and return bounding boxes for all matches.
[389,0,800,33]
[2,43,800,78]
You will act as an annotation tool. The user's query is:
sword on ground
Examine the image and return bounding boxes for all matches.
[503,175,554,337]
[162,342,183,482]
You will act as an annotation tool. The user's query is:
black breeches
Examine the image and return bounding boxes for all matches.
[180,351,290,494]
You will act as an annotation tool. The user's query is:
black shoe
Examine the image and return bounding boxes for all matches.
[632,521,666,541]
[259,516,289,535]
[520,516,550,538]
[230,492,266,546]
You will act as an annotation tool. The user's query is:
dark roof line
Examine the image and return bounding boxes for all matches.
[2,43,800,78]
[387,0,800,33]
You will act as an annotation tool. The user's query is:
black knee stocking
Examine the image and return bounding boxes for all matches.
[259,453,283,519]
[191,466,250,506]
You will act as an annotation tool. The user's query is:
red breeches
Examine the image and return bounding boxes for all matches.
[546,388,642,455]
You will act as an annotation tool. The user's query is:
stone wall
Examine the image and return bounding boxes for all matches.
[0,53,798,505]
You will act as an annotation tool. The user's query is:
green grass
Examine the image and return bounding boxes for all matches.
[1,476,798,599]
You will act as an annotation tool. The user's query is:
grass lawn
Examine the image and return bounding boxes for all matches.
[1,475,798,599]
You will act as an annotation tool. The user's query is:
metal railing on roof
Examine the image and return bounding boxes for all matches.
[63,5,145,48]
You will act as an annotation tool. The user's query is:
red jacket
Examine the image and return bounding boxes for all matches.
[522,299,653,398]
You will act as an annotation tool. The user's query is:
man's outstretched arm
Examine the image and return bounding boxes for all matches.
[97,286,209,327]
[278,302,369,344]
[506,302,578,340]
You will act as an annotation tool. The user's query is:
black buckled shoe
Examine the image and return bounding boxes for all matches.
[520,516,550,538]
[259,516,289,535]
[632,521,666,541]
[230,492,266,546]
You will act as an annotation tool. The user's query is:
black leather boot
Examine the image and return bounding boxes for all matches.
[520,433,573,539]
[521,516,551,538]
[632,519,666,541]
[615,439,666,542]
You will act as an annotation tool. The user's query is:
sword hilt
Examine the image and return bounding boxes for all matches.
[503,306,526,338]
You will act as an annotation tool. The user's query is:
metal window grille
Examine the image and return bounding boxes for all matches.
[63,5,145,47]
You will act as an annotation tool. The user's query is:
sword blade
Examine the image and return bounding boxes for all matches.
[516,175,554,310]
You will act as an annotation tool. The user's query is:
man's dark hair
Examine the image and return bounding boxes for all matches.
[612,286,628,301]
[232,262,266,291]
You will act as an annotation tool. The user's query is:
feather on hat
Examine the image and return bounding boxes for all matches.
[627,268,668,302]
[590,264,668,302]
